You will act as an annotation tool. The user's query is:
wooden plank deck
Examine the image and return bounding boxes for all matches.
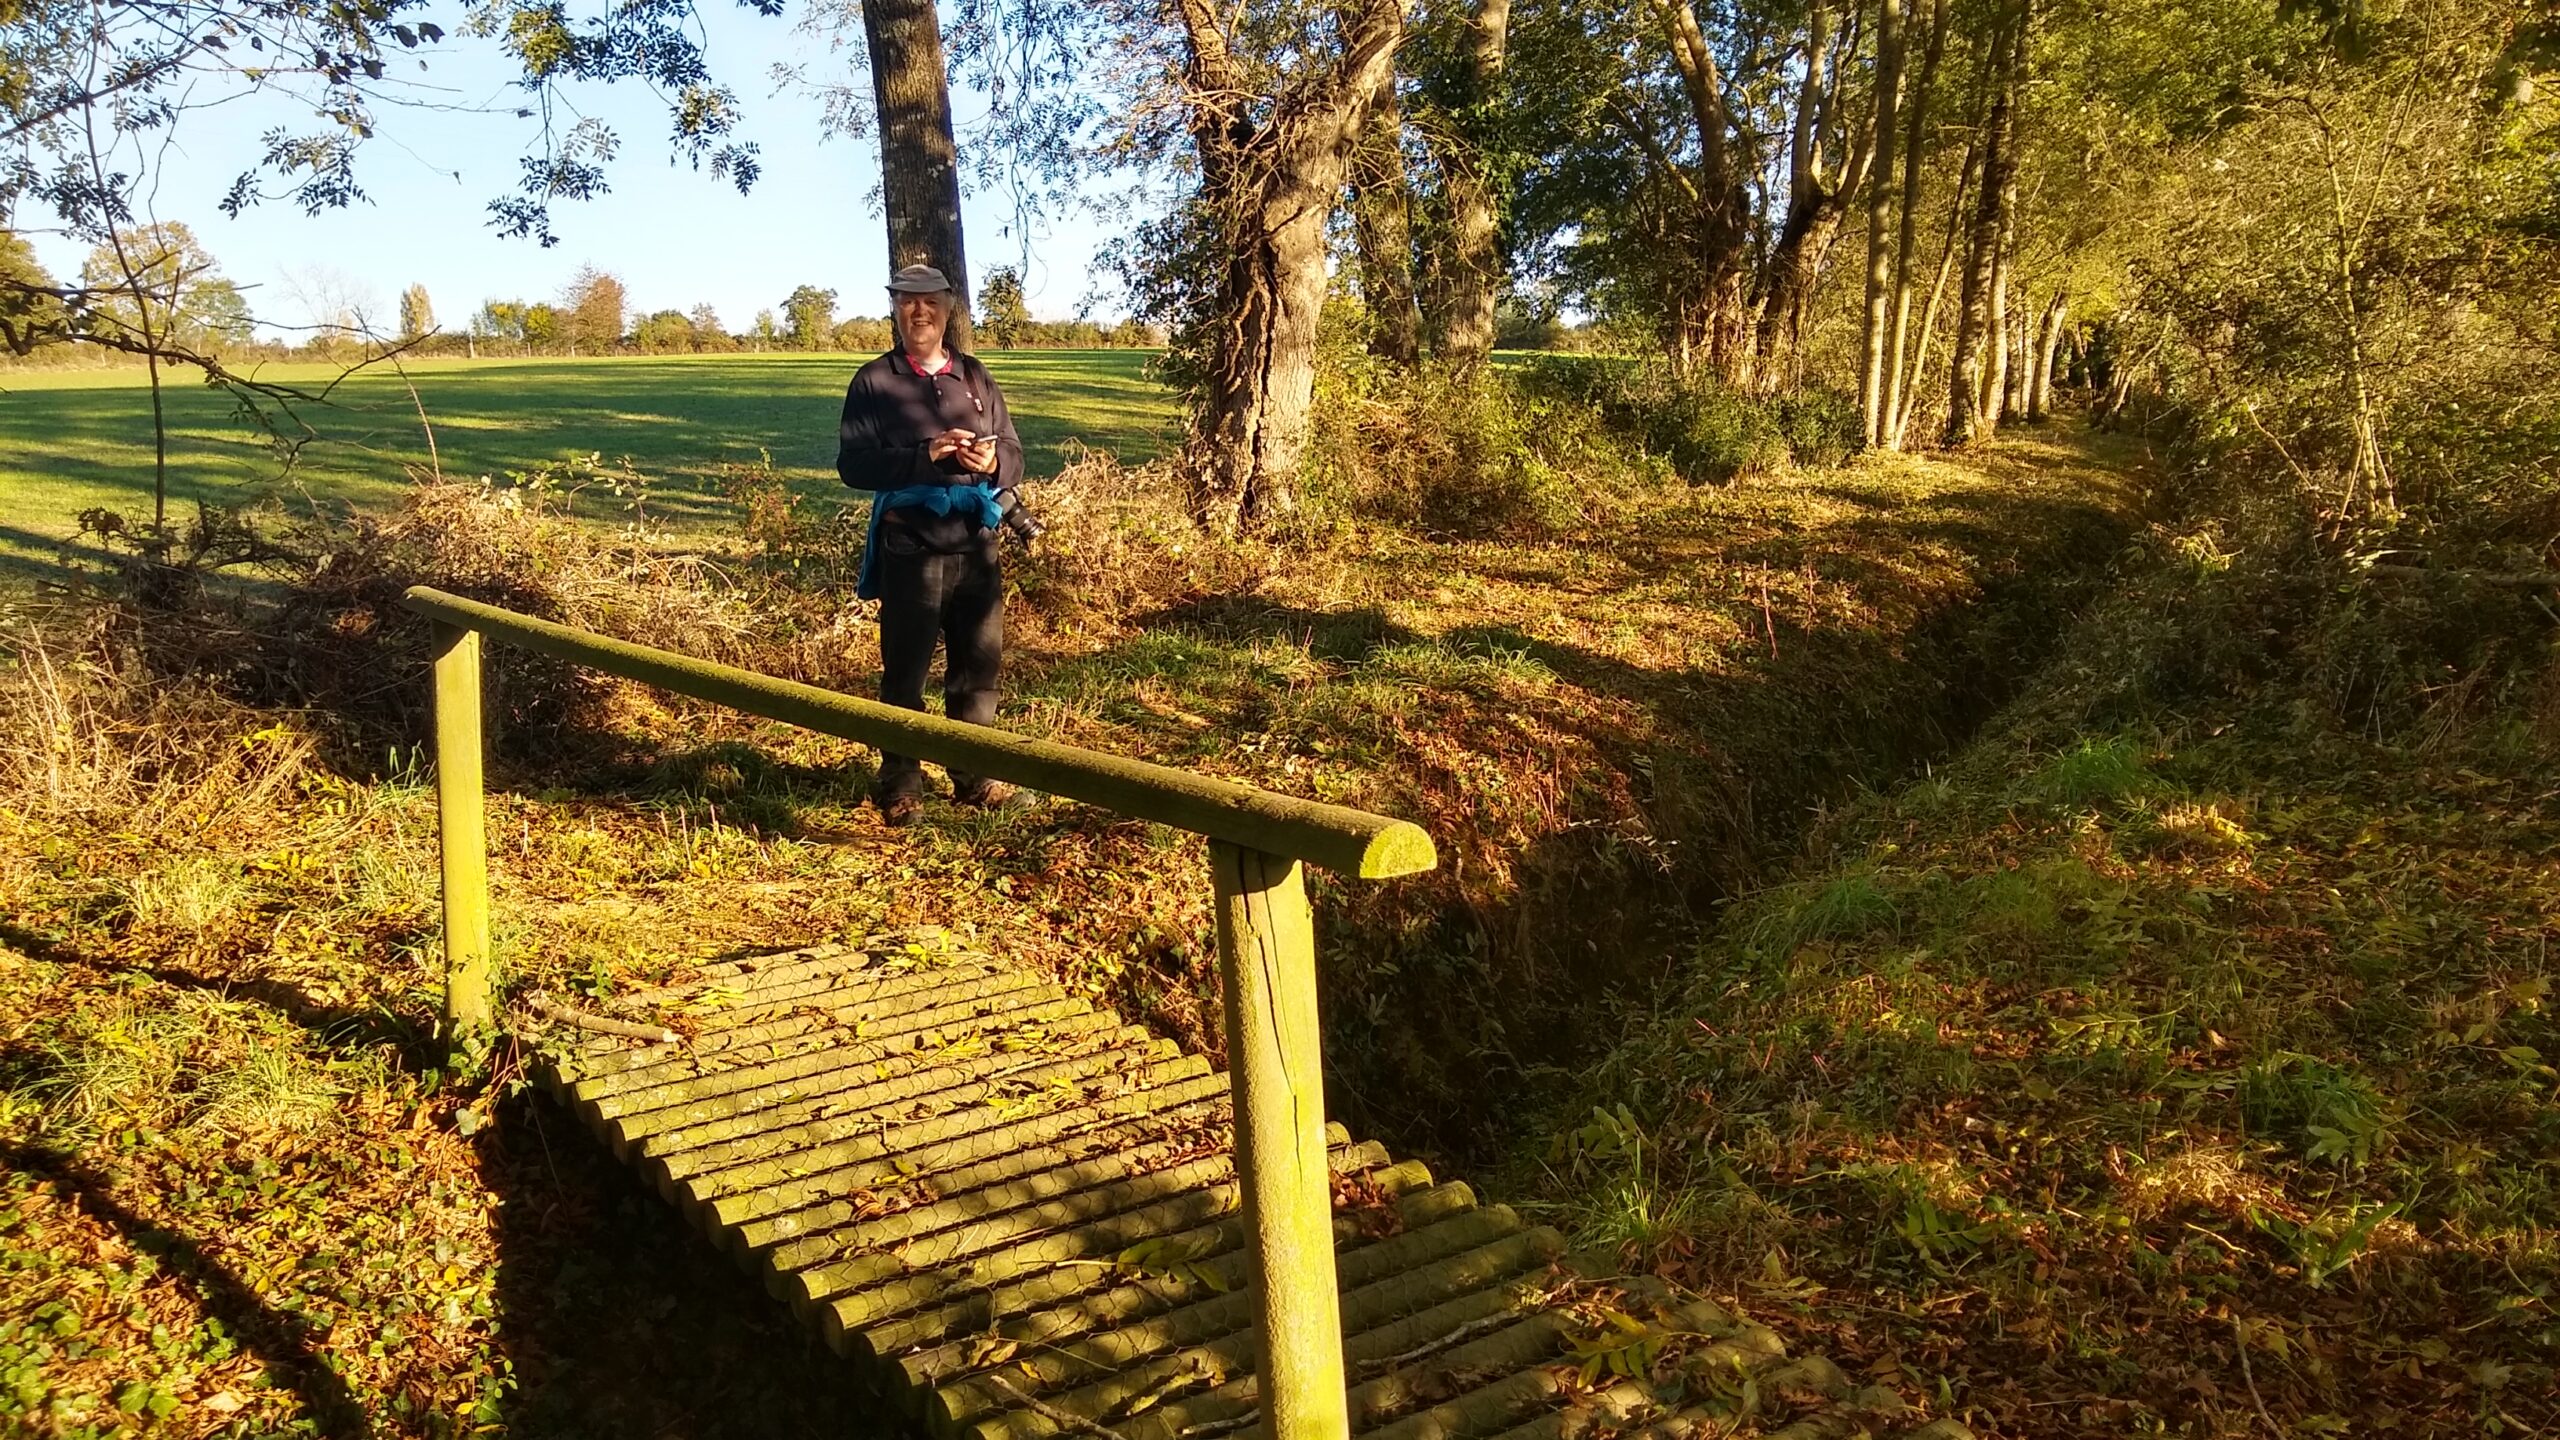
[532,937,1973,1440]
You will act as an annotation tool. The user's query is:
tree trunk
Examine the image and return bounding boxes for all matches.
[1981,189,2014,429]
[1749,1,1872,392]
[1429,0,1511,371]
[1754,0,1831,391]
[1755,201,1853,391]
[2029,288,2067,419]
[864,0,973,352]
[1895,104,1978,447]
[1191,185,1338,534]
[1660,0,1759,386]
[1859,0,1905,446]
[1996,304,2017,417]
[1893,211,1964,445]
[1177,0,1404,531]
[1352,88,1423,365]
[1945,2,2024,447]
[1884,0,1950,449]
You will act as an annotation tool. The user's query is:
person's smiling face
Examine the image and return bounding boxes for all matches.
[896,289,952,352]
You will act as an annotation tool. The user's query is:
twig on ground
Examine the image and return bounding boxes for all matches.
[1367,1309,1526,1372]
[2233,1317,2281,1439]
[983,1374,1135,1440]
[523,994,680,1044]
[2366,563,2560,589]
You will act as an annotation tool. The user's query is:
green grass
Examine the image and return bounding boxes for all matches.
[0,350,1177,575]
[0,414,2154,1436]
[1524,511,2560,1437]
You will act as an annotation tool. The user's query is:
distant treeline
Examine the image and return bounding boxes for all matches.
[436,314,1168,359]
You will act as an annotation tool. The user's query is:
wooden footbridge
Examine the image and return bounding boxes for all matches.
[406,588,1970,1440]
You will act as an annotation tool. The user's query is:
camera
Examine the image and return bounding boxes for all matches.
[999,491,1043,546]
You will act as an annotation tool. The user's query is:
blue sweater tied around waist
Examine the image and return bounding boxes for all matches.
[857,481,1005,600]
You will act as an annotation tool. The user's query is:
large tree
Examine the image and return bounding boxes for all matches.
[861,0,974,350]
[76,222,249,350]
[978,266,1030,349]
[562,265,627,354]
[1159,0,1410,531]
[1411,0,1512,370]
[399,283,436,342]
[782,284,840,350]
[1507,0,1881,387]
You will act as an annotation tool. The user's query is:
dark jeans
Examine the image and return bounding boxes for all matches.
[874,538,1003,800]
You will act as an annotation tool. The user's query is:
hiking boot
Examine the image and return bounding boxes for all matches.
[878,791,924,827]
[951,781,1029,811]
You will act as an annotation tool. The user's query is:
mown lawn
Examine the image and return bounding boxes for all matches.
[0,351,1177,577]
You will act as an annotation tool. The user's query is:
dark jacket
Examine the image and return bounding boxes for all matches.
[836,349,1025,554]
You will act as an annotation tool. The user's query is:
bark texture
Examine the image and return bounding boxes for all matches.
[1176,0,1408,533]
[865,0,973,351]
[1859,0,1906,445]
[1946,3,2026,447]
[1426,0,1511,371]
[1352,89,1423,365]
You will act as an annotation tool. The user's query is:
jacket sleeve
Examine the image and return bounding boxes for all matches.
[975,361,1026,494]
[836,370,930,492]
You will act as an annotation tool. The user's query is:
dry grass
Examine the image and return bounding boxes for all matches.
[0,413,2149,1434]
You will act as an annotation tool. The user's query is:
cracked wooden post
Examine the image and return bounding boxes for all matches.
[429,621,494,1056]
[1212,840,1348,1440]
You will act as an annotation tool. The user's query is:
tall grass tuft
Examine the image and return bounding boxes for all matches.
[12,992,346,1141]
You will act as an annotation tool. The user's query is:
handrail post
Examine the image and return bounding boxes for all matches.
[429,621,495,1059]
[1210,840,1349,1440]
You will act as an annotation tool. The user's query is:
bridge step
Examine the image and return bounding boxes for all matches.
[533,939,1967,1440]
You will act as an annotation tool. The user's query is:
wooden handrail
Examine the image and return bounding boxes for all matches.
[402,586,1434,879]
[403,583,1437,1440]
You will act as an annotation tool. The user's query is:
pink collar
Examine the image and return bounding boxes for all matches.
[898,349,954,377]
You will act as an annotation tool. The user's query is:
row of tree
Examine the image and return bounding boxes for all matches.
[2,223,251,359]
[1005,0,2550,528]
[457,266,1154,357]
[0,242,1157,364]
[6,0,2549,538]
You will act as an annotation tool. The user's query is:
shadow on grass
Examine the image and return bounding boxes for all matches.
[0,1135,374,1439]
[0,925,898,1437]
[1084,479,2138,1160]
[475,1090,892,1439]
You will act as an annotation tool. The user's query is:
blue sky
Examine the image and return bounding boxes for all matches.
[18,1,1129,338]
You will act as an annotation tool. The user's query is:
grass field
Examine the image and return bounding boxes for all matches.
[0,351,1177,574]
[0,423,2148,1437]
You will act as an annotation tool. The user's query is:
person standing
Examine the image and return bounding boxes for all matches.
[837,264,1026,824]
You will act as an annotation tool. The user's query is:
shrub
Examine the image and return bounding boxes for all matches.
[1006,449,1272,632]
[1302,353,1622,537]
[47,462,830,765]
[1517,358,1853,485]
[1772,386,1863,470]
